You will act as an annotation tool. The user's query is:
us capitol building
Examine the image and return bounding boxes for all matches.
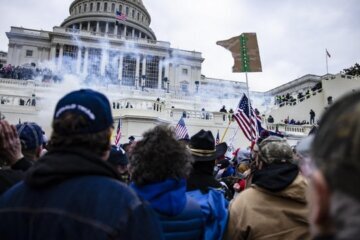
[1,0,359,147]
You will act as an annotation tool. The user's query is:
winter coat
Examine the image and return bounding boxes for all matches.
[226,164,310,240]
[0,148,164,240]
[131,179,204,240]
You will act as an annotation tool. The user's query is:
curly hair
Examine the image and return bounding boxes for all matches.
[47,112,112,157]
[129,125,193,186]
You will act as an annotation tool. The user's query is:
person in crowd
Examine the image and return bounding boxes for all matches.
[130,125,204,240]
[302,92,360,239]
[0,121,28,195]
[220,105,227,113]
[267,115,274,123]
[16,122,43,165]
[226,136,310,239]
[310,109,316,124]
[220,105,227,121]
[128,135,135,143]
[108,145,130,184]
[186,130,229,240]
[0,89,164,239]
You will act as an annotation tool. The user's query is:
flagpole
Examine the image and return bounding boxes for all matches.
[325,49,329,74]
[221,120,232,142]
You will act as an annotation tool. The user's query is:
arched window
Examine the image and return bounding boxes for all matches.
[90,3,93,11]
[137,12,140,20]
[111,3,115,12]
[84,4,87,12]
[79,5,82,13]
[97,2,100,11]
[126,6,129,15]
[119,5,122,12]
[104,2,108,12]
[132,9,135,18]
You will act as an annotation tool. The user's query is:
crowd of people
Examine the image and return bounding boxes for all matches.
[275,82,323,106]
[0,88,359,239]
[0,64,61,82]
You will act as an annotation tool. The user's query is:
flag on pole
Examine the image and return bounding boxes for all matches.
[233,94,259,142]
[115,11,127,21]
[326,49,331,58]
[216,130,220,145]
[114,119,122,146]
[175,117,189,140]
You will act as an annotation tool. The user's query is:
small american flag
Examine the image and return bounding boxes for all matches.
[114,119,122,146]
[234,94,259,142]
[175,117,189,140]
[216,130,220,145]
[116,11,127,21]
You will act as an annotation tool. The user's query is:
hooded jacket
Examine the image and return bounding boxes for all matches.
[131,179,204,240]
[226,164,310,240]
[0,148,164,240]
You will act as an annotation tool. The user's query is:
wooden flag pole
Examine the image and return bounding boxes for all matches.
[221,120,232,143]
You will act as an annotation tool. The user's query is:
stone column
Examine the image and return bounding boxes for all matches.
[7,44,14,65]
[96,21,100,33]
[157,59,162,89]
[76,47,82,74]
[142,56,146,76]
[164,59,170,79]
[87,22,91,31]
[135,55,140,88]
[105,22,109,34]
[132,28,135,38]
[58,44,64,71]
[100,49,107,76]
[50,45,56,63]
[118,53,123,83]
[83,47,89,76]
[79,23,83,31]
[115,24,118,36]
[123,25,127,37]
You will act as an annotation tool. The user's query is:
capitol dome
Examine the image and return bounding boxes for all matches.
[61,0,156,40]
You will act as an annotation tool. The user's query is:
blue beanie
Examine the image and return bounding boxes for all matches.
[53,89,113,134]
[16,122,44,150]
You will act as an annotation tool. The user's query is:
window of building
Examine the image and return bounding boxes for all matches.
[122,55,137,86]
[182,68,188,75]
[26,50,33,57]
[132,9,135,18]
[62,45,79,73]
[88,48,102,75]
[84,4,87,12]
[90,3,93,11]
[126,7,129,15]
[104,2,108,12]
[137,12,140,20]
[145,56,160,89]
[119,5,122,12]
[79,5,82,13]
[97,2,100,11]
[111,3,115,12]
[180,81,189,92]
[142,15,144,22]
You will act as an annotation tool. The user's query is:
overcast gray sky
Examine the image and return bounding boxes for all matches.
[0,0,359,91]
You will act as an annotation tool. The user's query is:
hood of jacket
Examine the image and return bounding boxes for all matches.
[252,163,307,203]
[130,178,187,217]
[25,148,121,188]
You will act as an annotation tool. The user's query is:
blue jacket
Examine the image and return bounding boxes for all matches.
[0,149,164,240]
[131,179,204,240]
[187,189,229,240]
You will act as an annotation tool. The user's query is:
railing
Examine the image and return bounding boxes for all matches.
[277,88,323,107]
[267,123,313,136]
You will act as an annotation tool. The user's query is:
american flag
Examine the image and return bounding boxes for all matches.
[234,94,259,142]
[216,130,220,145]
[116,11,127,21]
[114,119,122,146]
[175,117,189,140]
